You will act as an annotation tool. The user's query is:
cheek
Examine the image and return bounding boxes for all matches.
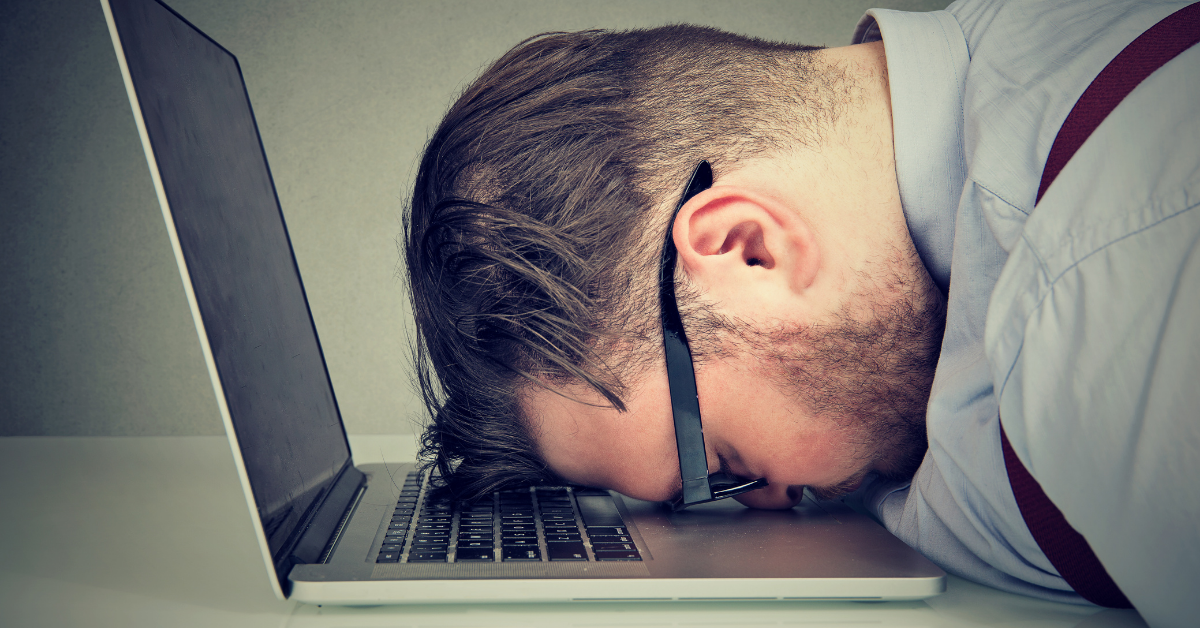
[757,428,858,484]
[700,366,862,487]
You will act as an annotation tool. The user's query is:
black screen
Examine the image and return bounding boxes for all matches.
[108,0,351,567]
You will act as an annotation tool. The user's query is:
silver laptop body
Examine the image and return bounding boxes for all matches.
[102,0,945,604]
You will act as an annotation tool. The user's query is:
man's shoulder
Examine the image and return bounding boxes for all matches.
[982,38,1200,621]
[985,32,1200,440]
[953,0,1192,219]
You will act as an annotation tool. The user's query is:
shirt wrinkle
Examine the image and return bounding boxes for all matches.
[850,2,1200,622]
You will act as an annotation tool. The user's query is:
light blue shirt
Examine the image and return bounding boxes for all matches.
[851,2,1199,626]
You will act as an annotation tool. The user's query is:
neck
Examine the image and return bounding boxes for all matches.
[706,41,914,323]
[761,41,908,313]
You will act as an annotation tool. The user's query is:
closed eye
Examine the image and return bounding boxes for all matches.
[715,452,748,481]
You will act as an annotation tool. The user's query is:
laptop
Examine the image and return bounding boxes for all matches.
[101,0,946,605]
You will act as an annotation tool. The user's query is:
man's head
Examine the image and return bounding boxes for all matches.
[404,25,946,505]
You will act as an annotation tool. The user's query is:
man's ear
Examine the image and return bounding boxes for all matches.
[672,185,820,304]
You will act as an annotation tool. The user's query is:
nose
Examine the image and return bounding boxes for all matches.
[733,482,804,510]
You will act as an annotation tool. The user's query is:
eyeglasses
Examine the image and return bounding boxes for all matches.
[660,161,768,511]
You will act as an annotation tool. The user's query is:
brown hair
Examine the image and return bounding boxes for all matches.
[404,25,829,498]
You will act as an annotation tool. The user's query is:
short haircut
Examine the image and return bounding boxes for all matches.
[404,25,829,498]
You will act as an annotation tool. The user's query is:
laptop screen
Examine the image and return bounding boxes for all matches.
[108,0,351,560]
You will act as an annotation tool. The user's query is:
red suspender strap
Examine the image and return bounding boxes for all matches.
[1002,2,1200,609]
[1001,430,1132,607]
[1037,2,1200,203]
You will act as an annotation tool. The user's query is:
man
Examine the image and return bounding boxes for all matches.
[404,1,1199,625]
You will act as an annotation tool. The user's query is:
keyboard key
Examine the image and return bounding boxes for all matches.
[409,552,448,562]
[545,533,582,542]
[542,521,578,529]
[585,526,627,537]
[376,551,400,563]
[594,550,641,561]
[457,539,494,548]
[456,547,495,561]
[593,542,637,552]
[588,534,633,544]
[502,546,542,561]
[501,530,537,539]
[502,538,539,547]
[501,524,537,533]
[576,496,624,527]
[458,532,492,541]
[380,543,403,552]
[540,514,574,521]
[547,542,588,561]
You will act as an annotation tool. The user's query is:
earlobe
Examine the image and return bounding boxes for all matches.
[673,186,820,298]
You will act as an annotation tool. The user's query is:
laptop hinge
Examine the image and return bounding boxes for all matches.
[319,482,366,564]
[287,465,366,567]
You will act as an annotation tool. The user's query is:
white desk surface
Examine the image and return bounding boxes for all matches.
[0,436,1149,628]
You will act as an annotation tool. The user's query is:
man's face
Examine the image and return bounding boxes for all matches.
[522,269,944,509]
[524,359,873,509]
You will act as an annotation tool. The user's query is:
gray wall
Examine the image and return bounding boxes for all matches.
[1,0,950,437]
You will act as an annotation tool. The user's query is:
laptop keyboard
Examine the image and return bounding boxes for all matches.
[376,471,642,563]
